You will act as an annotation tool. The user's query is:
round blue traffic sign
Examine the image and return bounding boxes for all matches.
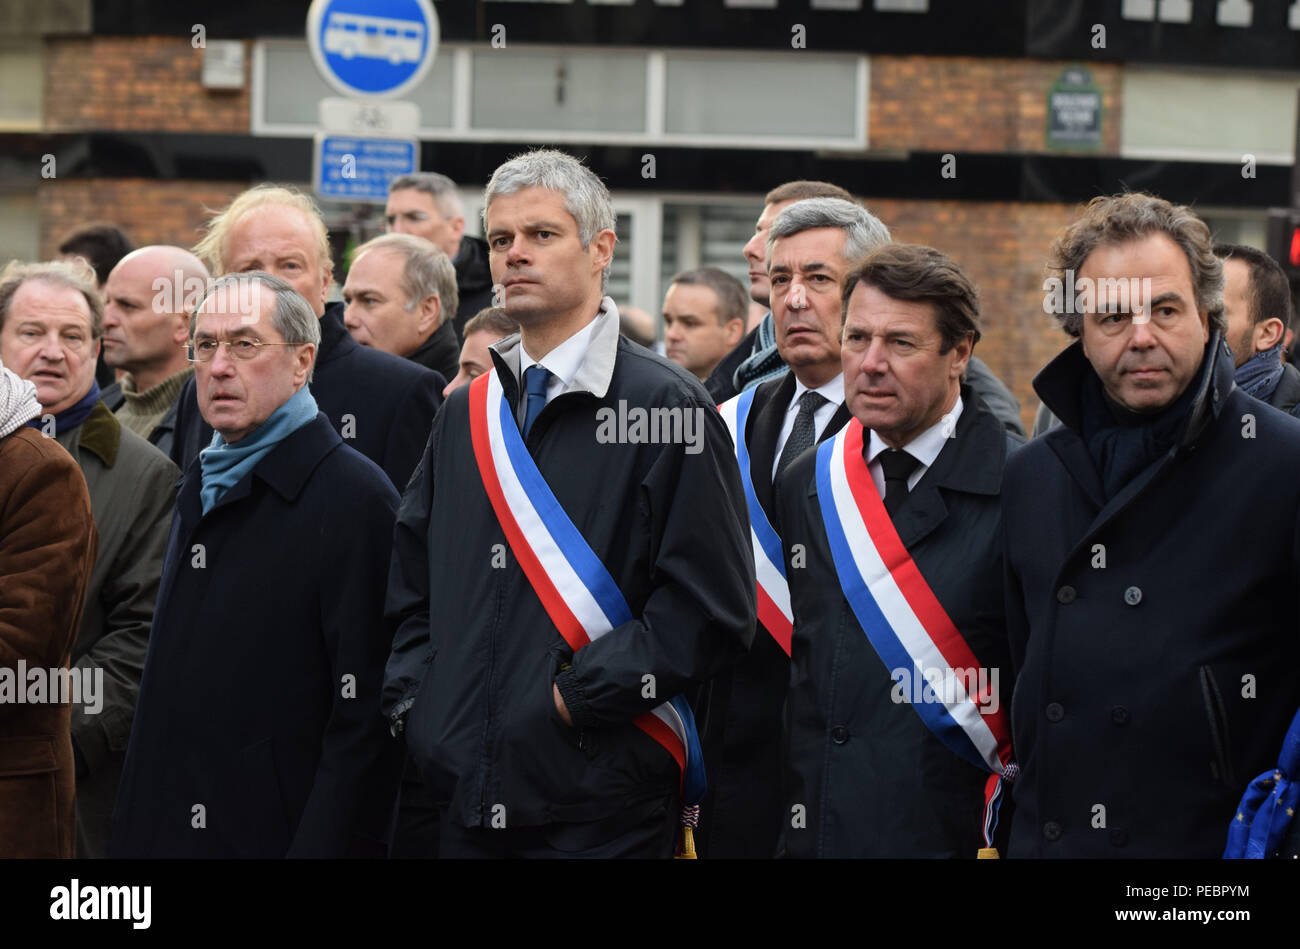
[307,0,439,98]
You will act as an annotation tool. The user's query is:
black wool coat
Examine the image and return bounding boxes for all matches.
[1004,336,1300,857]
[775,387,1018,858]
[111,414,404,858]
[171,302,443,492]
[695,371,849,858]
[384,306,757,830]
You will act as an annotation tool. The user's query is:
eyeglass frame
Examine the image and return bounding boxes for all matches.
[187,336,312,363]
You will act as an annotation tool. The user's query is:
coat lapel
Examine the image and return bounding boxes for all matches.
[746,373,796,520]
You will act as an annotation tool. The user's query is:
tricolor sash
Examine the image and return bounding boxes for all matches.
[467,369,706,814]
[814,419,1016,854]
[718,388,794,655]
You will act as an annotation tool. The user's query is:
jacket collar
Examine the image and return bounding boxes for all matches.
[887,384,1007,548]
[1034,331,1233,449]
[177,413,339,528]
[488,297,621,408]
[316,301,354,368]
[77,400,122,468]
[408,319,456,371]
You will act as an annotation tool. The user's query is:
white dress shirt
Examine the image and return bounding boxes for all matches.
[518,316,600,416]
[772,373,845,479]
[865,394,964,499]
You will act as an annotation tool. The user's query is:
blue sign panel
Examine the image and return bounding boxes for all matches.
[314,135,418,203]
[307,0,439,98]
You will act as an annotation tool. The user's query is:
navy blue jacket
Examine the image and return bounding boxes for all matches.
[775,387,1019,857]
[111,413,403,857]
[1004,336,1300,857]
[383,304,756,830]
[171,302,443,492]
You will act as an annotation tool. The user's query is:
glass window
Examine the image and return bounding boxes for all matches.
[0,193,38,263]
[664,53,860,140]
[1122,67,1300,164]
[0,39,42,128]
[471,49,646,133]
[260,40,454,129]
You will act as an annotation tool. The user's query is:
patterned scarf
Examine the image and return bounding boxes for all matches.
[732,311,788,393]
[0,360,41,439]
[1235,342,1286,401]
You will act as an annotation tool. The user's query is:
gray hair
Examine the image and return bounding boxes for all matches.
[484,149,616,244]
[389,172,464,221]
[766,197,891,265]
[352,233,458,324]
[190,271,321,380]
[0,258,104,338]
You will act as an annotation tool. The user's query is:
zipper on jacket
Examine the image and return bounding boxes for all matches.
[1198,665,1236,788]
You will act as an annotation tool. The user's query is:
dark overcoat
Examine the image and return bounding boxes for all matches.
[1004,337,1300,857]
[112,413,403,857]
[775,387,1018,857]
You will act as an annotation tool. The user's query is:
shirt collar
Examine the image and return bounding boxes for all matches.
[519,315,600,389]
[789,372,845,413]
[866,393,964,468]
[491,296,622,401]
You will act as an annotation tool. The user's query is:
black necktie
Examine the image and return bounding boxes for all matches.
[878,448,920,517]
[778,390,827,475]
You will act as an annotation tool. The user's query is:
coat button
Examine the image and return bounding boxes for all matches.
[1110,829,1129,847]
[1056,585,1077,604]
[1124,586,1142,606]
[830,725,850,744]
[1043,821,1063,841]
[1045,702,1065,723]
[1111,706,1130,726]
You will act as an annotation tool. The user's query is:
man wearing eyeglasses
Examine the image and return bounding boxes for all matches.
[0,258,176,859]
[386,172,494,342]
[111,271,404,858]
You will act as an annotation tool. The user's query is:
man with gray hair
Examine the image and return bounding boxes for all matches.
[343,233,460,380]
[170,183,442,494]
[0,258,177,858]
[1004,192,1300,857]
[113,272,404,857]
[387,172,494,341]
[696,197,887,858]
[384,149,756,858]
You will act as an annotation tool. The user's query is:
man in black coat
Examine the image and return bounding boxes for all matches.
[343,233,460,381]
[1004,193,1300,858]
[112,272,403,858]
[1214,242,1300,417]
[170,185,442,492]
[386,172,494,342]
[697,197,887,858]
[384,149,756,858]
[775,244,1018,858]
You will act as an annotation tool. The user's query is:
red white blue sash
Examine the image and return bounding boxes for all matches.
[814,419,1015,850]
[468,369,704,802]
[718,388,794,655]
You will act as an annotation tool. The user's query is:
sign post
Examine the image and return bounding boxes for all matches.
[305,0,439,203]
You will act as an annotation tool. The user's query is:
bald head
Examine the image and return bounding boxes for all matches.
[103,244,210,388]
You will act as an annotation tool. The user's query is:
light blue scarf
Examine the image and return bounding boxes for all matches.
[199,385,319,513]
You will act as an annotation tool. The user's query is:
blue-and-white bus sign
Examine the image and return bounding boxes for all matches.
[307,0,439,99]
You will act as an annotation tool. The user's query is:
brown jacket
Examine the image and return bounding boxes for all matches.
[0,427,97,858]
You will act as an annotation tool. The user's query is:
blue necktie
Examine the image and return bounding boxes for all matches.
[522,365,552,439]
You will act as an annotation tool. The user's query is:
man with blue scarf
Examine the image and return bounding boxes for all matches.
[1214,242,1300,418]
[113,272,404,857]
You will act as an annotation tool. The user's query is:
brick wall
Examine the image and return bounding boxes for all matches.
[865,197,1080,427]
[45,36,249,133]
[39,179,245,259]
[870,56,1122,156]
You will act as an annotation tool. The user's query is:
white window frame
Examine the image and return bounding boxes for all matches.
[252,40,869,151]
